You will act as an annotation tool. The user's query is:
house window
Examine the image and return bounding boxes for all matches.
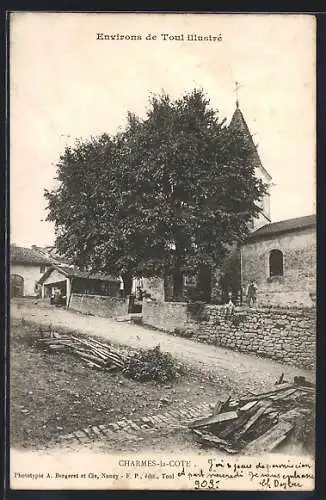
[40,265,46,273]
[269,249,284,277]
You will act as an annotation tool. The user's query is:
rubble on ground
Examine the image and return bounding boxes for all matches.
[189,375,315,455]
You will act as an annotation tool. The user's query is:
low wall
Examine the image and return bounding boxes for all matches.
[69,294,128,318]
[142,302,316,369]
[142,301,188,333]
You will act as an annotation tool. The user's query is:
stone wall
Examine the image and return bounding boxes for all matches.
[142,301,316,369]
[69,294,128,318]
[142,301,188,333]
[241,227,316,307]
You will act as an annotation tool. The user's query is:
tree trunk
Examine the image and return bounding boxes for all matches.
[172,269,184,302]
[122,272,132,297]
[197,264,212,303]
[163,269,173,302]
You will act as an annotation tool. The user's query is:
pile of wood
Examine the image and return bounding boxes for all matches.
[36,331,126,371]
[190,375,315,455]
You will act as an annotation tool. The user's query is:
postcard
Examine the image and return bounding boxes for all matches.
[9,11,316,491]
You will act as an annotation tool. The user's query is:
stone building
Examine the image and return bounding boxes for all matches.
[240,214,316,307]
[10,245,52,297]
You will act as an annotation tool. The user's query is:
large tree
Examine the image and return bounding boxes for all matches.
[45,89,267,299]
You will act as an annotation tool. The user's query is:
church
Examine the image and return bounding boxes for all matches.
[230,105,316,308]
[142,100,316,308]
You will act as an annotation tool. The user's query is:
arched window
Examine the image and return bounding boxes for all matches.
[269,249,284,277]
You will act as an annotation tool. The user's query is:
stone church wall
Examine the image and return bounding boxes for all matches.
[241,227,316,307]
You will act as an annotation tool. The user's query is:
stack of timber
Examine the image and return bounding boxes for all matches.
[36,331,126,371]
[190,375,315,455]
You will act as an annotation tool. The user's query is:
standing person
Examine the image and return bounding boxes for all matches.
[119,276,124,298]
[247,280,257,307]
[224,291,235,318]
[54,288,62,307]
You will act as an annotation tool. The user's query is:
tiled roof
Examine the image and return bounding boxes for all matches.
[228,107,272,180]
[58,265,119,281]
[38,264,119,284]
[11,246,51,265]
[31,245,72,266]
[246,214,316,241]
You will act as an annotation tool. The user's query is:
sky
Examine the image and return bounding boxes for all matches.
[10,13,316,248]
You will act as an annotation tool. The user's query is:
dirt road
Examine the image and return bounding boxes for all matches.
[11,299,313,395]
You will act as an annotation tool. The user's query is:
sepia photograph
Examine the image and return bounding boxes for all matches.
[9,12,316,491]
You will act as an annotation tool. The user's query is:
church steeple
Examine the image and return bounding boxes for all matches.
[228,101,272,181]
[234,81,240,109]
[228,93,273,229]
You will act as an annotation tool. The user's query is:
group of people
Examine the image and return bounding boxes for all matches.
[246,280,257,307]
[224,280,257,316]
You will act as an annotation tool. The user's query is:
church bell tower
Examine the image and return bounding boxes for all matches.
[228,84,272,230]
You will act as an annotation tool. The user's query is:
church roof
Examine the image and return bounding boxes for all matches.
[228,106,272,181]
[246,214,316,241]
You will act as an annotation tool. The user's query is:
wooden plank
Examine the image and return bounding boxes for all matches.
[234,401,272,440]
[85,360,105,370]
[193,430,238,454]
[74,341,110,361]
[218,404,261,440]
[84,336,123,357]
[192,429,229,446]
[212,401,223,415]
[39,339,74,346]
[74,351,106,364]
[276,373,285,385]
[297,386,315,394]
[212,398,238,414]
[244,421,294,454]
[71,336,124,365]
[239,401,258,412]
[240,383,294,402]
[189,410,238,429]
[268,388,298,401]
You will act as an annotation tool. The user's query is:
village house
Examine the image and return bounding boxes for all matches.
[38,264,121,307]
[240,214,316,307]
[10,245,52,297]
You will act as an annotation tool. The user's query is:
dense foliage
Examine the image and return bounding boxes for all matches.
[45,89,267,293]
[123,345,184,383]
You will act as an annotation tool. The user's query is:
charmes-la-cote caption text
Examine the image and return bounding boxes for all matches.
[96,33,223,42]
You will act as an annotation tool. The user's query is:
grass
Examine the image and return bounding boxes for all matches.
[10,321,231,450]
